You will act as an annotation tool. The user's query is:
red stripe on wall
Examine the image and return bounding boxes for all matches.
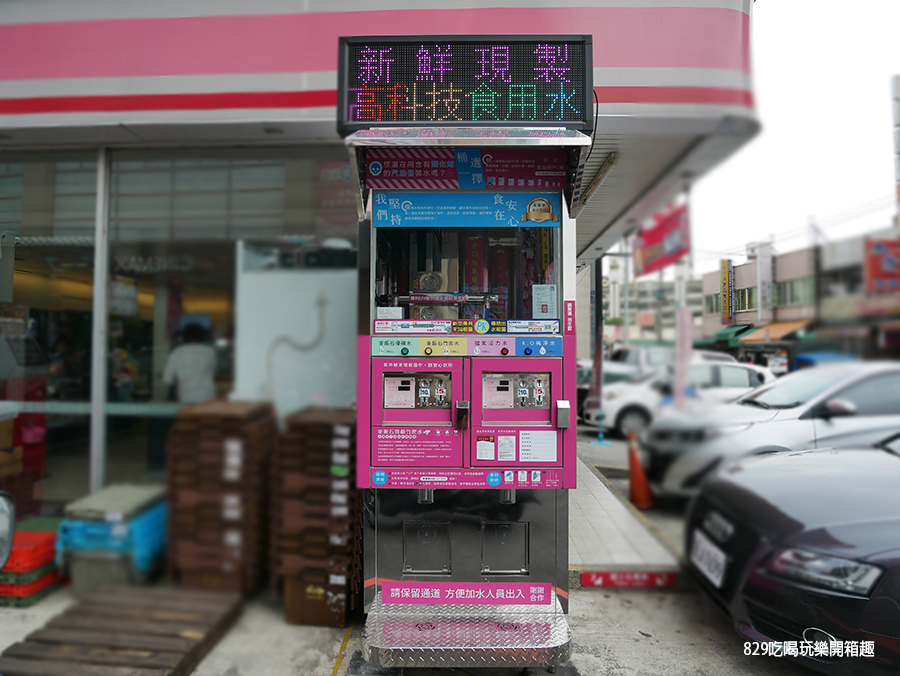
[0,86,751,115]
[595,86,754,108]
[0,90,337,114]
[0,7,750,82]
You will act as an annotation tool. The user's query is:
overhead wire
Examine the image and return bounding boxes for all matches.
[690,194,896,264]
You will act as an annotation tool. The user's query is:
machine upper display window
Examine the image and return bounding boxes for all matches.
[375,226,560,323]
[384,373,452,409]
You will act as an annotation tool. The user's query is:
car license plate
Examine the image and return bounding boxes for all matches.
[691,529,727,588]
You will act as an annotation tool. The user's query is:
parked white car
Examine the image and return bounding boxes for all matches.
[578,347,746,428]
[641,361,900,497]
[593,361,774,436]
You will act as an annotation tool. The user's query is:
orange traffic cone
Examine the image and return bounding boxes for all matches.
[627,430,656,510]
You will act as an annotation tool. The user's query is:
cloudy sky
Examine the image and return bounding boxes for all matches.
[688,1,900,274]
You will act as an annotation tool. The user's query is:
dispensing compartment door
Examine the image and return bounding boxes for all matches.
[372,358,465,467]
[469,357,563,467]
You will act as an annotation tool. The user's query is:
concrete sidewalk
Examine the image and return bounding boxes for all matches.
[569,457,679,577]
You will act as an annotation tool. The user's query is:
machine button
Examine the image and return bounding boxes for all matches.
[424,347,433,355]
[524,348,533,356]
[501,347,509,355]
[401,347,409,355]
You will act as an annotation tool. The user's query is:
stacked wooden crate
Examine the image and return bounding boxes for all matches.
[270,408,362,627]
[167,401,276,594]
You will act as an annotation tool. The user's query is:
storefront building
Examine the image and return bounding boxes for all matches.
[0,1,757,508]
[700,231,900,368]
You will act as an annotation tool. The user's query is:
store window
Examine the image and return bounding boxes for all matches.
[775,277,815,306]
[735,287,757,312]
[0,152,97,509]
[106,147,358,483]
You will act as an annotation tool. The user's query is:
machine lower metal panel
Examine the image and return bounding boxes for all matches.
[362,591,572,669]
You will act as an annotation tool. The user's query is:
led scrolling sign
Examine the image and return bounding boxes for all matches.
[337,36,593,136]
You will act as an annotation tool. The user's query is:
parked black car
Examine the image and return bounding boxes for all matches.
[685,437,900,675]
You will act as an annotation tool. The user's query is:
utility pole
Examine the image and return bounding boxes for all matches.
[622,245,630,348]
[656,269,664,345]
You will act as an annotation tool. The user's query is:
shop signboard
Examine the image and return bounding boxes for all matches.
[756,241,774,323]
[865,239,900,293]
[720,258,734,325]
[337,35,593,136]
[632,204,691,278]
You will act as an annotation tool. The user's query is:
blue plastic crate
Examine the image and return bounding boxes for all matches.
[57,501,167,574]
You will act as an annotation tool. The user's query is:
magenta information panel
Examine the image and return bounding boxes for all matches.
[372,426,462,466]
[370,467,562,489]
[382,581,553,605]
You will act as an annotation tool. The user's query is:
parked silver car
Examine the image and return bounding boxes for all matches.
[641,361,900,497]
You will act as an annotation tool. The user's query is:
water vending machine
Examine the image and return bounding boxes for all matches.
[339,35,594,671]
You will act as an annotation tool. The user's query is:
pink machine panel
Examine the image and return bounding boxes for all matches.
[359,343,577,489]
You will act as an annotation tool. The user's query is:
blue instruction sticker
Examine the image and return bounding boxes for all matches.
[373,470,389,486]
[487,471,502,487]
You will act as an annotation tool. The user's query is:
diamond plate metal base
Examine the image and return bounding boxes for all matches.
[362,592,572,669]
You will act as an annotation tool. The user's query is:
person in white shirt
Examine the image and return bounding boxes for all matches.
[162,322,217,404]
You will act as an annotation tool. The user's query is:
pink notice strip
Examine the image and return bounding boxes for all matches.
[382,581,553,605]
[581,571,677,588]
[0,7,749,81]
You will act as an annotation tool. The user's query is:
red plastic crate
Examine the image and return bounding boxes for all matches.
[0,570,60,597]
[2,531,56,573]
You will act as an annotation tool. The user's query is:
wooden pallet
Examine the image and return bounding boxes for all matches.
[0,585,242,676]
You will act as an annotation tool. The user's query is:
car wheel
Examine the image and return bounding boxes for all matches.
[617,407,650,436]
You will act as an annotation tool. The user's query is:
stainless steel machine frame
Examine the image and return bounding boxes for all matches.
[349,128,590,670]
